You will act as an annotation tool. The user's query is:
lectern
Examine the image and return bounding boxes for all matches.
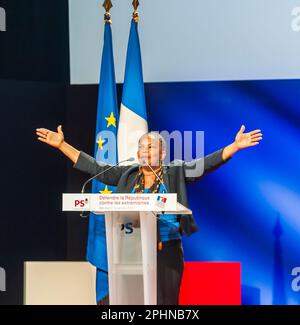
[63,193,191,305]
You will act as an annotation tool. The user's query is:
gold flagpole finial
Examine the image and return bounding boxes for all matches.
[103,0,113,23]
[132,0,140,22]
[103,0,113,12]
[132,0,139,11]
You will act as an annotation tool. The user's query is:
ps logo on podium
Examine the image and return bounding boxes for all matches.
[0,7,6,32]
[0,267,5,292]
[121,223,133,234]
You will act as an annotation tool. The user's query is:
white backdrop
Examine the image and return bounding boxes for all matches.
[69,0,300,84]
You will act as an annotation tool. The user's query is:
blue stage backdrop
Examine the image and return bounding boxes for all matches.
[143,79,300,305]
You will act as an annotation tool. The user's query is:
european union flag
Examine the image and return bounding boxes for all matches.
[87,20,118,304]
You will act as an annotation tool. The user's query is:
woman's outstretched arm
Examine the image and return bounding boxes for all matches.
[36,125,126,186]
[36,125,80,163]
[184,125,263,182]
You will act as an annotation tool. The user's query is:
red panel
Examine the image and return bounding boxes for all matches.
[179,262,241,305]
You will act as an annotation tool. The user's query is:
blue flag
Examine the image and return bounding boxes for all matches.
[87,21,118,304]
[118,18,148,162]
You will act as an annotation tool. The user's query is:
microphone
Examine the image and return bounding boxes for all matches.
[80,157,135,218]
[141,159,168,194]
[141,159,168,251]
[81,157,135,194]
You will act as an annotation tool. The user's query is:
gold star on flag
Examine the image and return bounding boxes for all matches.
[100,185,113,194]
[96,136,105,150]
[105,112,116,128]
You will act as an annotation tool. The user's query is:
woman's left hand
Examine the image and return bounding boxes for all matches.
[234,125,263,149]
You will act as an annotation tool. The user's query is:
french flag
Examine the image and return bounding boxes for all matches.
[118,19,148,162]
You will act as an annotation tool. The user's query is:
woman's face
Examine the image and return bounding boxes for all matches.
[137,135,165,168]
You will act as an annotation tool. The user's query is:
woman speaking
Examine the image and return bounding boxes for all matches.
[36,125,262,304]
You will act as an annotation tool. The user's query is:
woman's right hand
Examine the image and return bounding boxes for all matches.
[36,125,65,149]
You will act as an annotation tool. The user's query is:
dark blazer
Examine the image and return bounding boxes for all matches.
[74,148,231,236]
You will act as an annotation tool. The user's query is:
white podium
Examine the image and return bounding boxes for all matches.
[63,193,191,305]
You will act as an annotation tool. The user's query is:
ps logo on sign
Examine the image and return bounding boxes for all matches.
[74,198,89,208]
